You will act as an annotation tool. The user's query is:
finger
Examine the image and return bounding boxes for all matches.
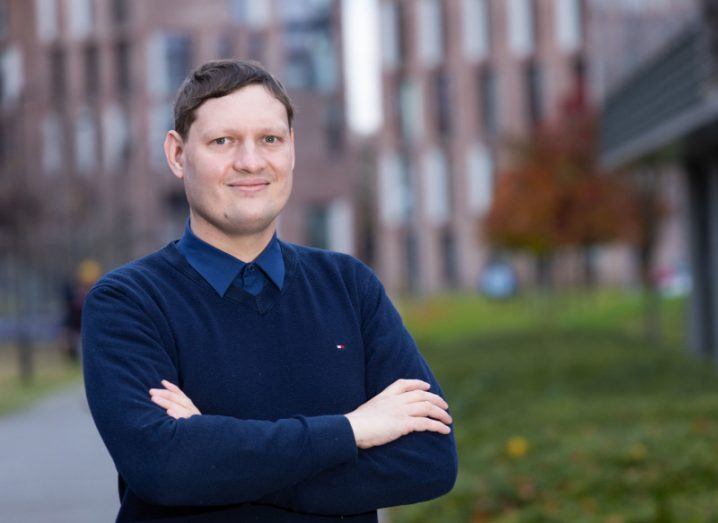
[381,379,431,396]
[160,381,194,405]
[153,395,192,419]
[407,401,453,425]
[150,393,186,412]
[400,389,449,409]
[167,407,192,420]
[410,417,451,435]
[161,380,183,394]
[150,390,201,416]
[151,388,192,409]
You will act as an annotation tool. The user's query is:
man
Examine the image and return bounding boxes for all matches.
[82,59,457,523]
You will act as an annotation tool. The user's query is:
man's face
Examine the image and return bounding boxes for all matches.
[167,84,295,238]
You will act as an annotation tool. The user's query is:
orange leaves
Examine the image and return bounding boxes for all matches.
[484,96,631,254]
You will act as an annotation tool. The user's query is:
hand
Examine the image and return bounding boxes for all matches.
[149,380,202,419]
[344,379,452,449]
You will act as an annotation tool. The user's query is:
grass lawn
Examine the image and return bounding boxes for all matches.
[390,291,718,523]
[0,343,82,417]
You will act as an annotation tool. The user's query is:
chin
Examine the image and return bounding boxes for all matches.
[225,213,278,236]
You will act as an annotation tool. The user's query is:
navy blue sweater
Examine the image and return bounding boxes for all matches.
[82,239,458,522]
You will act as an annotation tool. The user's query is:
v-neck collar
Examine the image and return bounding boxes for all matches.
[176,218,285,297]
[161,238,299,315]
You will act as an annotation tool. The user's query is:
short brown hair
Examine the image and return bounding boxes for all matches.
[173,59,294,139]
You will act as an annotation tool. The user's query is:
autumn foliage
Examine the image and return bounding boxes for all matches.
[484,95,635,258]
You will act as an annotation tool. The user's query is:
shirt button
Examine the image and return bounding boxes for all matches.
[247,264,255,272]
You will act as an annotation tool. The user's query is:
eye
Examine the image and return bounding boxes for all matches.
[213,137,228,145]
[264,135,279,144]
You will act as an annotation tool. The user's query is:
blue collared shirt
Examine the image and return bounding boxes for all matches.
[176,218,285,297]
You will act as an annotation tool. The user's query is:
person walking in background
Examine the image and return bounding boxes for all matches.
[81,59,457,522]
[60,258,101,362]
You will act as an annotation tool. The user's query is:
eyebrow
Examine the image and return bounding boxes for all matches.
[200,126,289,139]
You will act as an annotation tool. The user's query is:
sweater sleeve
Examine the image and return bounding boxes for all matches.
[81,283,358,507]
[259,266,458,515]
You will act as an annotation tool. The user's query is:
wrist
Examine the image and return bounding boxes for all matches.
[343,413,362,448]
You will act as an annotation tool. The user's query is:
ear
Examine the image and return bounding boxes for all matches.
[289,128,295,170]
[164,130,186,180]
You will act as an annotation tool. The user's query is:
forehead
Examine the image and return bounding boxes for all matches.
[190,84,289,137]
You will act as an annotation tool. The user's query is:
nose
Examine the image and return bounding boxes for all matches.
[232,140,267,174]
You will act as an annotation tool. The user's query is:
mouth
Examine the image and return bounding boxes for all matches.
[228,180,270,193]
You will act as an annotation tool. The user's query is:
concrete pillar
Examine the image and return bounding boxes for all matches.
[686,158,715,358]
[707,161,718,361]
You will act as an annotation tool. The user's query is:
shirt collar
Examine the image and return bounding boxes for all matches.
[176,217,285,297]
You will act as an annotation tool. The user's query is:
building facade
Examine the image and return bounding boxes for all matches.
[374,0,587,293]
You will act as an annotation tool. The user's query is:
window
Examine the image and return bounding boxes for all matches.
[307,204,330,249]
[67,0,94,40]
[149,103,171,167]
[555,0,582,52]
[229,0,247,23]
[440,228,459,287]
[102,104,129,172]
[526,59,542,125]
[327,199,354,255]
[165,34,192,94]
[379,151,402,226]
[422,147,450,225]
[573,55,586,102]
[479,66,497,137]
[230,0,270,28]
[462,0,490,61]
[0,46,22,108]
[0,0,8,39]
[112,0,129,25]
[283,9,335,92]
[35,0,58,42]
[379,150,413,226]
[75,107,97,174]
[42,111,63,175]
[312,30,336,93]
[417,0,443,67]
[396,0,408,64]
[399,78,424,142]
[279,0,331,23]
[404,231,420,292]
[433,70,451,137]
[324,98,344,153]
[0,120,6,169]
[466,142,494,215]
[398,151,414,221]
[84,44,99,98]
[49,45,65,102]
[147,32,193,98]
[508,0,534,57]
[115,40,131,97]
[381,1,399,69]
[285,50,315,90]
[146,33,167,97]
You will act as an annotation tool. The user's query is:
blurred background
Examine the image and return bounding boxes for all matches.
[1,0,717,521]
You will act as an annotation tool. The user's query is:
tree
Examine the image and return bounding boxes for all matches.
[0,174,43,384]
[484,91,633,288]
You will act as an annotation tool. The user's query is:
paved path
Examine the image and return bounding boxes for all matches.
[0,383,118,522]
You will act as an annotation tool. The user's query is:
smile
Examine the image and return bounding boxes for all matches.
[228,182,269,193]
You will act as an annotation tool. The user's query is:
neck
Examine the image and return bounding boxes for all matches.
[189,212,277,262]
